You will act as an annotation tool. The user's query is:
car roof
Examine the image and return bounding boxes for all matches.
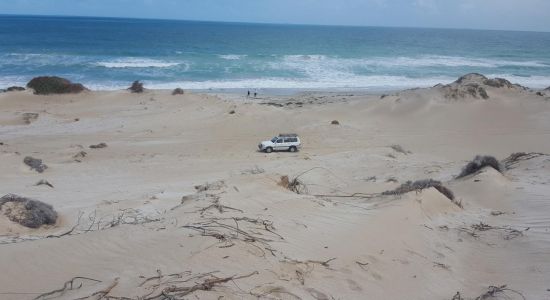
[278,133,298,137]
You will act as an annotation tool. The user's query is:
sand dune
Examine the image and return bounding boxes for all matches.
[0,75,549,299]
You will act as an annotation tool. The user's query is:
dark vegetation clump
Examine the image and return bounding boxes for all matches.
[483,78,513,88]
[279,175,307,194]
[27,76,87,95]
[390,144,411,154]
[501,152,545,170]
[89,142,107,149]
[331,120,340,125]
[172,88,184,95]
[457,155,502,178]
[0,194,57,228]
[382,179,455,201]
[24,156,48,173]
[129,81,144,93]
[444,84,489,100]
[6,86,25,92]
[22,112,39,124]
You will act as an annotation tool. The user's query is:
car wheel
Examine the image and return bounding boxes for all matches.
[289,146,297,152]
[265,147,273,153]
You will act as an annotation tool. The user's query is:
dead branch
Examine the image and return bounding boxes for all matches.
[312,192,379,199]
[475,285,526,300]
[459,222,526,240]
[46,211,84,239]
[143,271,259,299]
[138,271,193,287]
[182,219,275,245]
[283,257,336,268]
[35,180,54,188]
[74,277,119,300]
[33,277,102,300]
[452,292,464,300]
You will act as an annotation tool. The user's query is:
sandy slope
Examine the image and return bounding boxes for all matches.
[0,77,549,299]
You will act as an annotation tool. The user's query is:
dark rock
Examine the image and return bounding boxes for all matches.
[229,110,236,114]
[27,76,87,95]
[6,86,25,92]
[129,81,144,93]
[23,156,48,173]
[0,194,57,228]
[331,120,340,125]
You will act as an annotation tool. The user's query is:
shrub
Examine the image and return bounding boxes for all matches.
[331,120,340,125]
[382,179,455,201]
[23,156,48,173]
[89,142,107,149]
[172,88,184,95]
[457,155,502,178]
[279,175,307,194]
[22,112,39,124]
[27,76,87,95]
[390,144,411,154]
[0,194,57,228]
[129,81,144,93]
[6,86,25,92]
[484,78,513,88]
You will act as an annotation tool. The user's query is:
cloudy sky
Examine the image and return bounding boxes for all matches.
[1,0,549,32]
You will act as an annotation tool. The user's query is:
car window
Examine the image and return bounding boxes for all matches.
[283,138,290,143]
[277,139,283,143]
[271,137,278,143]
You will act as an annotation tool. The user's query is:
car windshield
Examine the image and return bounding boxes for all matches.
[271,137,278,143]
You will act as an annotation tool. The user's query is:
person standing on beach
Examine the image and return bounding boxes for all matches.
[247,90,250,97]
[254,92,257,98]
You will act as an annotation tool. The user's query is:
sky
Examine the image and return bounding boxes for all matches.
[1,0,550,32]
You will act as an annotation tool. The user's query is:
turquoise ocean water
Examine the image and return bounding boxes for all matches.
[1,15,550,91]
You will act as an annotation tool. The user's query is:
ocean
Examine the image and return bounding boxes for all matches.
[1,15,550,92]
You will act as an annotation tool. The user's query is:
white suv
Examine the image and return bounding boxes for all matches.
[258,134,301,153]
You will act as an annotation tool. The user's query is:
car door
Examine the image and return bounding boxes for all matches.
[275,138,285,151]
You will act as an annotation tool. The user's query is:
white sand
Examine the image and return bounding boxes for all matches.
[0,77,549,299]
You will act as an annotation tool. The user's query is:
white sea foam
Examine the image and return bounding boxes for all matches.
[278,54,548,69]
[218,54,247,60]
[96,58,181,68]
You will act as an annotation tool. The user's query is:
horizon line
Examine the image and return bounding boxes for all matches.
[1,13,549,34]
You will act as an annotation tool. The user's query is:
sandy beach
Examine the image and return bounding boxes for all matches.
[1,74,549,299]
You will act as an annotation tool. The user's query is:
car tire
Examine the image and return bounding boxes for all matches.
[265,147,273,153]
[289,146,297,152]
